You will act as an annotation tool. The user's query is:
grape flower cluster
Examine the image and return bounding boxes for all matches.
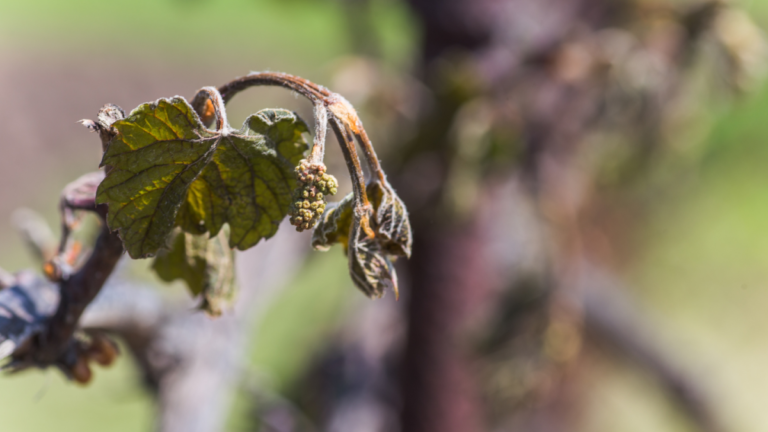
[290,159,338,231]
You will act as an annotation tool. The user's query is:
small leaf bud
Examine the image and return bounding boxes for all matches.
[72,357,93,385]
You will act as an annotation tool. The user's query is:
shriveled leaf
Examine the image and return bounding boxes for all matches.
[96,97,308,258]
[312,181,410,299]
[152,226,236,316]
[367,181,412,258]
[311,192,354,252]
[312,182,412,257]
[349,216,398,299]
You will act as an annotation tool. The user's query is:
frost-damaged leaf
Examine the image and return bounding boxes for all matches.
[152,226,236,316]
[313,182,412,257]
[95,97,308,258]
[312,181,411,298]
[349,216,398,299]
[367,182,412,258]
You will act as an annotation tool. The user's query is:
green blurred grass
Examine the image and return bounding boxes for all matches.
[0,350,152,432]
[584,80,768,432]
[251,249,352,391]
[227,250,354,431]
[0,0,414,67]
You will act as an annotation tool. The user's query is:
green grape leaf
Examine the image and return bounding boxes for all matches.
[312,181,411,298]
[152,226,236,316]
[95,97,308,258]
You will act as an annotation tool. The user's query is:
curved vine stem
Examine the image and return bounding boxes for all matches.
[215,72,330,164]
[322,93,388,186]
[310,102,329,164]
[218,72,329,103]
[212,71,385,236]
[329,115,375,238]
[355,128,388,185]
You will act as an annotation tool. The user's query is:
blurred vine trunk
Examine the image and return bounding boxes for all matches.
[396,0,656,431]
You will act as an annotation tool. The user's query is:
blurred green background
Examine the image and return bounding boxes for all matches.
[0,0,767,431]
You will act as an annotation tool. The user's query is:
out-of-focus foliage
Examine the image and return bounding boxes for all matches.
[152,227,236,316]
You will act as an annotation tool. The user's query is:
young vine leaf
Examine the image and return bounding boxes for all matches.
[95,98,308,259]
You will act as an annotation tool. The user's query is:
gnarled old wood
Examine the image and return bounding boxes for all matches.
[0,271,58,362]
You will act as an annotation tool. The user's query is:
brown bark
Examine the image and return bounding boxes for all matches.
[401,225,492,432]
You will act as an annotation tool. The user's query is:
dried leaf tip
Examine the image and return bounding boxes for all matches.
[81,104,126,133]
[79,119,98,132]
